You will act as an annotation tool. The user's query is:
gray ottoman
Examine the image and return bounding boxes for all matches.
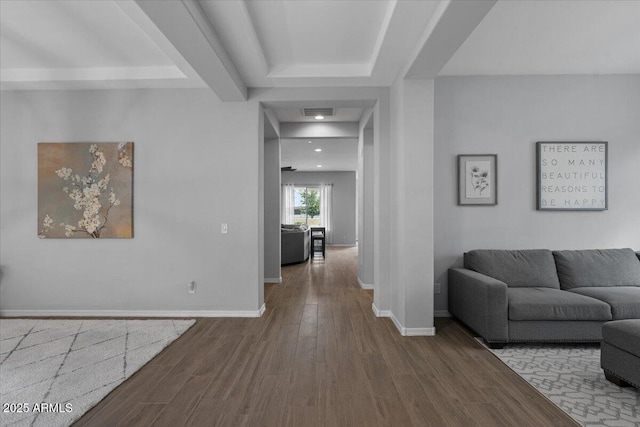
[601,320,640,389]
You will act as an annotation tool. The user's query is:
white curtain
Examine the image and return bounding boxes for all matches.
[281,184,295,224]
[320,183,333,244]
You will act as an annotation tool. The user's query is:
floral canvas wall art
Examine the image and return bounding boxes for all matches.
[38,142,133,238]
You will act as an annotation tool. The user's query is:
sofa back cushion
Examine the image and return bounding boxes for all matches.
[282,223,309,231]
[464,249,560,288]
[553,248,640,290]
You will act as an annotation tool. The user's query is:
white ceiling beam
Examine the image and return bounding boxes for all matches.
[134,0,247,101]
[280,122,359,139]
[404,0,496,79]
[238,0,270,76]
[264,109,280,137]
[367,0,398,75]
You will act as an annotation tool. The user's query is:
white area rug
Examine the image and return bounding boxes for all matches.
[486,343,640,427]
[0,319,195,427]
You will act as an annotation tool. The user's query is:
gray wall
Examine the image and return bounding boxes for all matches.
[434,75,640,313]
[357,117,375,287]
[264,138,281,281]
[281,171,356,245]
[0,89,264,314]
[362,132,374,284]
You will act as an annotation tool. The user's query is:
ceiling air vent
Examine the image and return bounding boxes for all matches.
[301,108,334,118]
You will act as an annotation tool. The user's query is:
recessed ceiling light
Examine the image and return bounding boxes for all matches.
[307,140,312,144]
[317,165,322,168]
[314,115,325,120]
[315,148,322,152]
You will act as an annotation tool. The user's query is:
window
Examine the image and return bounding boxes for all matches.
[294,186,321,226]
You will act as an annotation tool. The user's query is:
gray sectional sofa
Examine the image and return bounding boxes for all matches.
[448,248,640,348]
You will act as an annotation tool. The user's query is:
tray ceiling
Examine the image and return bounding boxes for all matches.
[1,1,638,92]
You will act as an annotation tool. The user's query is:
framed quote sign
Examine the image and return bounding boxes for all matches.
[536,141,607,211]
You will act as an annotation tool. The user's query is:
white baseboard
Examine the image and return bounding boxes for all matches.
[434,310,452,317]
[371,303,391,317]
[358,277,373,290]
[0,306,267,318]
[328,244,356,247]
[264,277,282,284]
[404,326,436,336]
[391,312,436,336]
[371,305,436,336]
[390,311,404,333]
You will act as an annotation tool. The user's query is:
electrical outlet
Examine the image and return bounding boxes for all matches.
[188,281,196,294]
[434,283,441,294]
[221,223,228,234]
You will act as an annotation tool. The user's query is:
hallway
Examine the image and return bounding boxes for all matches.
[76,246,575,426]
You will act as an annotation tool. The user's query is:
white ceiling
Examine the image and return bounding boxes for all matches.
[1,1,168,69]
[0,0,205,90]
[440,0,640,76]
[281,138,358,172]
[2,1,638,91]
[199,0,441,87]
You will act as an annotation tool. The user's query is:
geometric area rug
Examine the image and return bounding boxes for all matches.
[0,319,195,427]
[486,343,640,427]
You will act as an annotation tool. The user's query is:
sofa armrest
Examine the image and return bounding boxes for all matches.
[448,268,508,343]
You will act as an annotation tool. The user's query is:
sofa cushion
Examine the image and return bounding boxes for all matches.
[602,320,640,357]
[569,287,640,319]
[282,223,309,231]
[464,249,560,288]
[553,248,640,290]
[508,288,611,321]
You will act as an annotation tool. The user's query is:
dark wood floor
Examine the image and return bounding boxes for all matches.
[74,246,577,426]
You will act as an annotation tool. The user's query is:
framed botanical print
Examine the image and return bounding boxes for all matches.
[458,154,497,206]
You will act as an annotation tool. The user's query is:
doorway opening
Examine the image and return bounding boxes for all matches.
[261,99,377,309]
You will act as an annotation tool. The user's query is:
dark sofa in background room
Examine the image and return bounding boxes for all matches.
[281,224,310,265]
